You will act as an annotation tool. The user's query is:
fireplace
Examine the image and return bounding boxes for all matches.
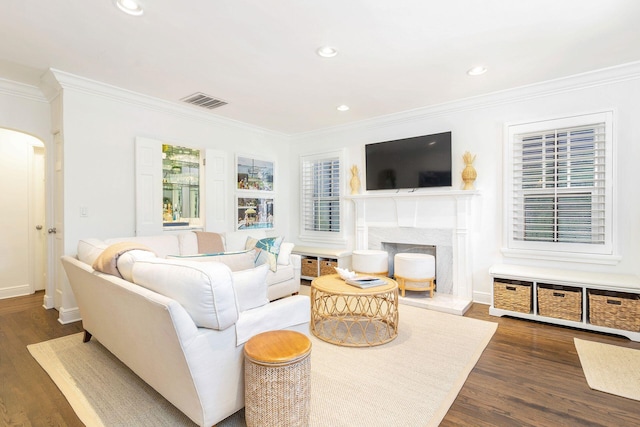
[372,228,452,295]
[346,190,478,315]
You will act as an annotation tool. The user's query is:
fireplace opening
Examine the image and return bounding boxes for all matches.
[381,242,436,281]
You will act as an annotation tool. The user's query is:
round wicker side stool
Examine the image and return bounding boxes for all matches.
[244,330,312,427]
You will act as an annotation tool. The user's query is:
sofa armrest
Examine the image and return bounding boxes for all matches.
[290,253,301,270]
[235,295,310,345]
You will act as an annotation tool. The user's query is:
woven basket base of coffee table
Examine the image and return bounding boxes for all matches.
[311,274,398,347]
[244,330,312,427]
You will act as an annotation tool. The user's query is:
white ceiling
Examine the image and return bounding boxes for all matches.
[1,1,640,135]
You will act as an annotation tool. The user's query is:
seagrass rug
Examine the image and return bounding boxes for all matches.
[574,338,640,401]
[28,304,496,427]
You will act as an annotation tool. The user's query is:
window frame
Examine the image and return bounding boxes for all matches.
[503,111,616,262]
[299,150,345,244]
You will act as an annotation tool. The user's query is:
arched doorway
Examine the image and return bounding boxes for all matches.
[0,128,46,299]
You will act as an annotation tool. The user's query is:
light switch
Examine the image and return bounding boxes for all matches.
[80,206,88,217]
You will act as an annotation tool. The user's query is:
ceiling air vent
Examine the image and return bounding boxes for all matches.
[180,92,228,110]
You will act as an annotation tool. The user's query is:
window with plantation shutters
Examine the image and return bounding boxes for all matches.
[300,152,341,234]
[505,112,613,258]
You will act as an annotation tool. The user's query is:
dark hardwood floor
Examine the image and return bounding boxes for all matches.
[442,303,640,427]
[0,291,84,427]
[1,291,639,426]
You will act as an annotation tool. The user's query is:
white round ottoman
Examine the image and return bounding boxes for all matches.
[351,250,389,275]
[394,253,436,297]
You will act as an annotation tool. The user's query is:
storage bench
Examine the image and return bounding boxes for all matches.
[489,264,640,342]
[293,246,352,280]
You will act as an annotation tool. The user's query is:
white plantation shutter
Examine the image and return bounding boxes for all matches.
[507,112,613,256]
[301,154,341,233]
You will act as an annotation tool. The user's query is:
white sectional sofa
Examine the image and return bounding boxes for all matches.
[61,230,310,426]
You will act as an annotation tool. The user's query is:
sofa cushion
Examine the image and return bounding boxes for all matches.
[224,230,267,251]
[231,264,269,312]
[177,232,199,255]
[277,242,294,266]
[246,236,283,272]
[265,263,294,286]
[117,250,158,281]
[77,238,107,265]
[104,235,181,258]
[166,249,256,271]
[131,258,238,330]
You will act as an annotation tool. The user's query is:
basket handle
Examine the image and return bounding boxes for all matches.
[553,292,565,298]
[506,286,517,291]
[606,299,622,305]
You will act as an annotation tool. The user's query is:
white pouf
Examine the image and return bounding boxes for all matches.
[351,250,389,275]
[394,253,436,297]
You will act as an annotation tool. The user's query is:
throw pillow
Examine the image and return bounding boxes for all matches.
[166,249,256,272]
[277,242,294,266]
[231,264,270,312]
[77,239,107,265]
[245,236,283,272]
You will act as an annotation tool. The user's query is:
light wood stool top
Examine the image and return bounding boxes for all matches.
[244,330,312,366]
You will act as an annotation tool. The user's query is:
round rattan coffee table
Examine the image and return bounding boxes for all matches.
[310,274,399,347]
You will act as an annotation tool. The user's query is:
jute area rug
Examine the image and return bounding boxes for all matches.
[574,338,640,401]
[28,304,496,427]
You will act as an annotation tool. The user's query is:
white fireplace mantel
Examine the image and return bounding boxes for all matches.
[345,189,480,315]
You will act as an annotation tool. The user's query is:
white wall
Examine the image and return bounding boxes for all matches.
[289,62,640,302]
[57,78,291,257]
[2,64,640,311]
[42,71,291,317]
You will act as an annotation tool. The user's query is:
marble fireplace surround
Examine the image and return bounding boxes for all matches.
[347,190,478,315]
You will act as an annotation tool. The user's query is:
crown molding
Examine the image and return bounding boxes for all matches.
[45,68,288,139]
[295,61,640,141]
[0,77,47,103]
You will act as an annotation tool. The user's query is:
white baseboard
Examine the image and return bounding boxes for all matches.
[473,291,492,305]
[57,306,81,324]
[0,284,32,300]
[42,293,55,309]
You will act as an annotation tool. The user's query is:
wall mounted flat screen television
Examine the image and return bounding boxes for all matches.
[365,131,452,190]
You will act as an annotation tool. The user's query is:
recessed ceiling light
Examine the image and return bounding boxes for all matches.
[317,46,338,58]
[467,66,487,76]
[115,0,144,16]
[337,105,350,112]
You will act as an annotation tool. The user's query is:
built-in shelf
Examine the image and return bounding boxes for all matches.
[489,264,640,341]
[293,246,352,280]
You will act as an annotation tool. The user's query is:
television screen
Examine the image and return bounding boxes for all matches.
[365,132,452,190]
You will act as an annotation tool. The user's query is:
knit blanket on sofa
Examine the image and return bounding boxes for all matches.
[194,231,225,254]
[92,242,154,278]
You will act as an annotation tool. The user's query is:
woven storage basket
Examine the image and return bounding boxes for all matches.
[319,260,338,276]
[589,290,640,332]
[493,280,532,313]
[537,284,582,322]
[301,258,318,277]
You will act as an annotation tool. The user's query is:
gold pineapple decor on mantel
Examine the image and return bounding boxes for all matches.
[350,165,361,195]
[462,151,477,190]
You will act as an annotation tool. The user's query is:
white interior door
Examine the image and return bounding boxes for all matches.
[0,129,44,299]
[32,146,46,291]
